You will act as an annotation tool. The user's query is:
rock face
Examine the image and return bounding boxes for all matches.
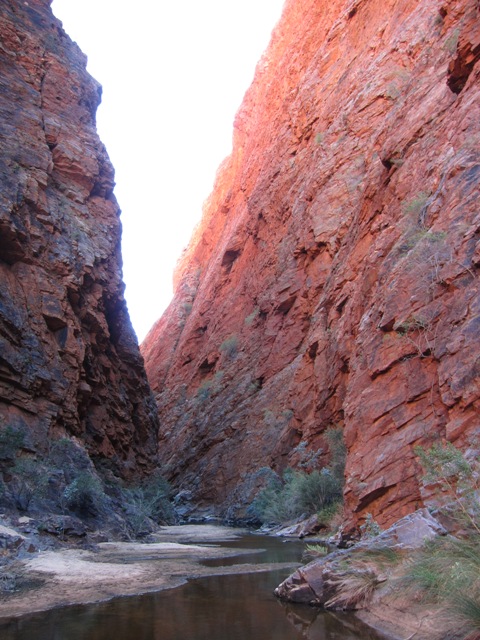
[0,0,158,475]
[142,0,480,526]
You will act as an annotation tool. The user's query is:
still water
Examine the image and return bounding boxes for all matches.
[1,533,387,640]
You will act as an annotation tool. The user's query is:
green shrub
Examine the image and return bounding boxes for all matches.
[140,472,175,524]
[325,427,346,482]
[122,472,175,537]
[0,426,26,461]
[244,308,259,326]
[251,428,346,526]
[63,470,105,516]
[219,334,238,359]
[402,191,430,216]
[360,513,382,538]
[196,379,213,401]
[250,467,343,525]
[10,457,48,511]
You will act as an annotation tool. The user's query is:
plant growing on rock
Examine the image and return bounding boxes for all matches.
[409,442,480,638]
[406,536,480,638]
[360,513,382,539]
[0,425,26,461]
[63,470,105,516]
[251,427,346,526]
[219,334,238,359]
[415,441,480,534]
[121,472,175,537]
[10,457,49,511]
[325,566,385,609]
[250,467,343,525]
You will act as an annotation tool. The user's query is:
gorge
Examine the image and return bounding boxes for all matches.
[0,0,479,638]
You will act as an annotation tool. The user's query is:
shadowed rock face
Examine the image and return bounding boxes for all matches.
[142,0,480,527]
[0,0,159,476]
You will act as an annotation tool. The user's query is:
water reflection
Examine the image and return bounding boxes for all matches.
[1,536,387,640]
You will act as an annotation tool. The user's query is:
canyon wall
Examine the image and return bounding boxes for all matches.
[142,0,480,528]
[0,0,159,476]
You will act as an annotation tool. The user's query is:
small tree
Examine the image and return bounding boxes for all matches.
[10,457,48,511]
[0,426,26,461]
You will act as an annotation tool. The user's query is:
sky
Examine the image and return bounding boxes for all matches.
[50,0,286,342]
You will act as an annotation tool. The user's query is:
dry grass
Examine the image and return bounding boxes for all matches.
[325,565,385,609]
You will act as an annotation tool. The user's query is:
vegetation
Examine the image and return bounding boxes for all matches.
[360,513,382,538]
[407,442,480,638]
[325,566,384,609]
[219,334,238,359]
[121,472,175,537]
[244,308,259,326]
[63,470,105,516]
[0,425,26,460]
[0,427,176,537]
[401,190,430,217]
[10,457,49,511]
[250,427,345,526]
[303,543,329,560]
[415,441,480,534]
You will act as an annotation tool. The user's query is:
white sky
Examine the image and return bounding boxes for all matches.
[50,0,285,342]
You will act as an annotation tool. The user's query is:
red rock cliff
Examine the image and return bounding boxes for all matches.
[0,0,159,475]
[142,0,480,526]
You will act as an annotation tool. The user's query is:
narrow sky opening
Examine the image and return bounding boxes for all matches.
[51,0,285,342]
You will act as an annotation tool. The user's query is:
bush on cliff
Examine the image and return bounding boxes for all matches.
[0,425,26,461]
[250,467,343,525]
[250,427,346,526]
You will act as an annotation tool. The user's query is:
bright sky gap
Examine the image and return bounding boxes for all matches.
[50,0,286,341]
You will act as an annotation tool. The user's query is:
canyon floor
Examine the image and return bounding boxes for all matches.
[0,522,452,640]
[0,525,299,621]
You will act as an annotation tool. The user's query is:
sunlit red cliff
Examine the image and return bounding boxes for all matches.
[142,0,480,528]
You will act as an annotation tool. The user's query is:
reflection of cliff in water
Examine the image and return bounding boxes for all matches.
[2,569,388,640]
[280,600,385,639]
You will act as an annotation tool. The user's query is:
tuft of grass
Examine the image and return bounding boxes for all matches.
[402,191,430,216]
[357,545,402,566]
[325,567,384,609]
[405,536,480,637]
[303,543,329,560]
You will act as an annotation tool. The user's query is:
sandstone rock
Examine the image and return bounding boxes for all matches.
[0,523,25,550]
[274,509,446,606]
[142,0,480,527]
[0,0,158,476]
[39,514,86,538]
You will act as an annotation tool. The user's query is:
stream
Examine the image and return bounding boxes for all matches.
[0,532,388,639]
